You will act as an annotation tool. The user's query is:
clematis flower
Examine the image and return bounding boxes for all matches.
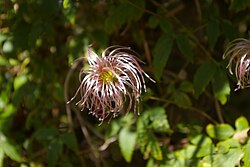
[223,38,250,90]
[68,46,154,122]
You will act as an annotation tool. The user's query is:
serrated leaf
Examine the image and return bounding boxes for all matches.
[137,118,163,160]
[217,139,241,154]
[206,20,220,50]
[62,133,78,152]
[146,107,170,133]
[153,34,173,80]
[235,116,249,131]
[176,34,193,62]
[213,148,242,167]
[206,124,235,140]
[48,140,63,167]
[243,140,250,165]
[146,133,163,160]
[118,127,137,162]
[194,60,217,97]
[212,69,230,105]
[172,91,192,108]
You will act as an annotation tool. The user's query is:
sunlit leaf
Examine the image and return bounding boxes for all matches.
[243,140,250,166]
[13,74,28,91]
[0,148,3,167]
[153,34,173,80]
[118,127,137,162]
[137,123,162,160]
[213,148,242,167]
[194,60,217,97]
[0,133,21,162]
[190,135,213,147]
[235,116,249,132]
[60,163,74,167]
[145,107,170,133]
[2,40,14,54]
[206,124,235,140]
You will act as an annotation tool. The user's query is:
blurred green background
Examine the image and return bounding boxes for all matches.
[1,0,250,166]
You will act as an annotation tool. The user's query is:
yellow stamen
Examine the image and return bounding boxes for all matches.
[100,69,117,84]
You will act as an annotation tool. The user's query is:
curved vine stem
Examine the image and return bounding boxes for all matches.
[64,57,101,167]
[149,96,218,124]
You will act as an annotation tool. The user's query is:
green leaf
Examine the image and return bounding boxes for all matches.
[229,0,250,12]
[243,140,250,166]
[48,140,63,167]
[193,60,217,97]
[177,144,214,159]
[62,133,78,152]
[105,121,120,138]
[159,19,173,34]
[0,133,21,162]
[217,139,241,154]
[148,16,159,29]
[212,68,231,105]
[146,158,154,167]
[0,148,3,167]
[190,135,213,147]
[105,0,145,32]
[213,148,242,167]
[118,127,137,162]
[60,162,74,167]
[137,118,163,160]
[235,116,249,131]
[2,40,14,54]
[153,34,173,80]
[172,91,192,108]
[179,81,193,93]
[35,128,59,141]
[206,124,235,140]
[206,20,220,50]
[176,34,193,62]
[13,74,28,90]
[146,107,170,133]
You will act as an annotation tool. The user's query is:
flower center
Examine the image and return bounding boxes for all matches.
[100,69,117,84]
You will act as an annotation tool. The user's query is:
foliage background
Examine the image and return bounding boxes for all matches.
[1,0,250,166]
